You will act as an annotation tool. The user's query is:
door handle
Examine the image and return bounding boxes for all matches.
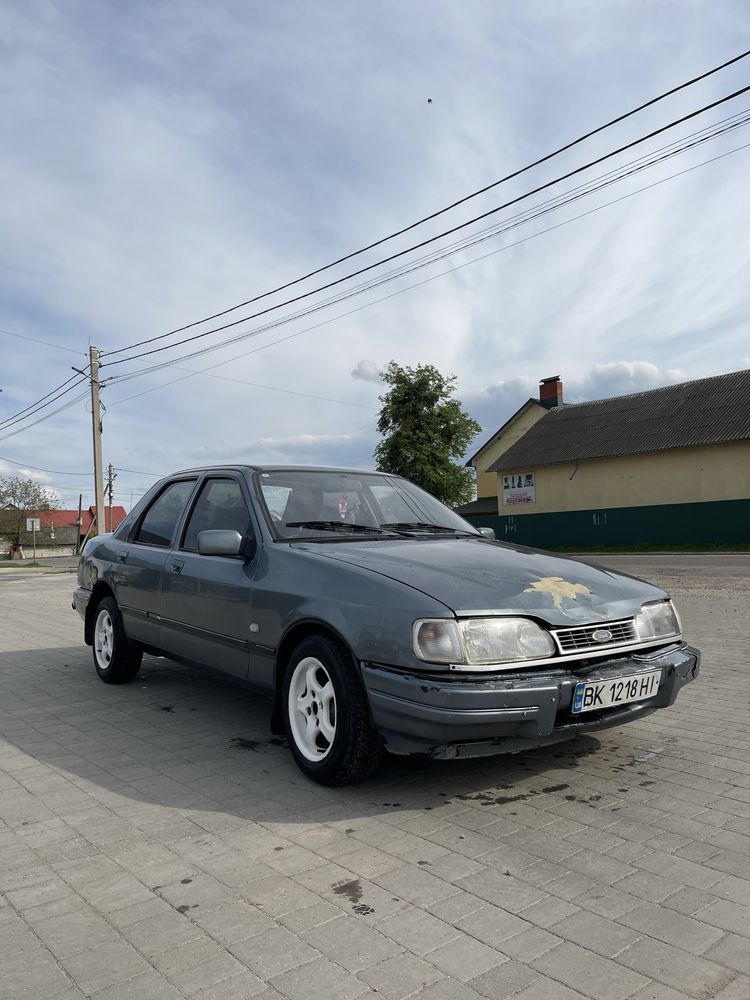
[169,559,184,574]
[116,550,129,563]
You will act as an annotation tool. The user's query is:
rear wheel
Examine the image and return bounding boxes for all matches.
[283,634,382,785]
[93,596,142,684]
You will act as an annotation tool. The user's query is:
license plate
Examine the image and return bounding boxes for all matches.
[572,669,661,714]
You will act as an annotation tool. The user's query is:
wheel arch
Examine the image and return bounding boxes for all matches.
[84,580,116,645]
[270,618,357,735]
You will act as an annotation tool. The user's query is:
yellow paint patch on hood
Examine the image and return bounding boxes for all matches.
[523,576,592,609]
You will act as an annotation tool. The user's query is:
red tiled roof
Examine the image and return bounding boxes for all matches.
[38,506,127,533]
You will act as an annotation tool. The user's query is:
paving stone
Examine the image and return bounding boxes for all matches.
[375,863,457,906]
[121,909,203,956]
[191,970,272,999]
[375,906,458,956]
[426,933,506,981]
[468,959,539,999]
[615,871,682,903]
[454,904,529,946]
[711,976,750,1000]
[517,894,580,928]
[498,925,562,963]
[61,939,151,994]
[533,941,649,1000]
[302,913,402,971]
[270,955,368,1000]
[704,932,750,976]
[617,938,734,998]
[548,908,641,958]
[662,886,717,916]
[619,900,724,954]
[358,952,444,999]
[511,976,590,1000]
[695,898,750,938]
[455,870,546,913]
[34,907,118,958]
[411,978,487,1000]
[229,925,319,978]
[191,898,276,944]
[89,971,184,999]
[167,952,249,994]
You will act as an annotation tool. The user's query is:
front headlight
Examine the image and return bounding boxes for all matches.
[412,620,463,664]
[413,617,555,665]
[635,599,681,640]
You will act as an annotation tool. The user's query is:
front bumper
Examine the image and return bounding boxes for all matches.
[361,642,699,758]
[72,586,90,622]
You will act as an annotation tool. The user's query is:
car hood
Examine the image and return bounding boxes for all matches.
[306,537,666,624]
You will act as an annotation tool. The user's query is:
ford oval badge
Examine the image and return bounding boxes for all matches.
[592,628,613,643]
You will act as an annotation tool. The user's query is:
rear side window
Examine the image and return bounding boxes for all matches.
[182,478,250,551]
[135,480,196,547]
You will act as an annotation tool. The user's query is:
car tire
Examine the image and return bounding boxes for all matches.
[92,595,143,684]
[283,634,382,786]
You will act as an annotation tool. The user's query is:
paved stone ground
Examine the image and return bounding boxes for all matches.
[1,555,749,1000]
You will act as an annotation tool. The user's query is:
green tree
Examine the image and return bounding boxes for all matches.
[374,362,481,506]
[0,475,58,555]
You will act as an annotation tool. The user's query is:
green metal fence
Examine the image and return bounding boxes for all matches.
[463,498,750,548]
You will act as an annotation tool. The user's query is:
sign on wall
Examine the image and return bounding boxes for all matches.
[502,472,535,506]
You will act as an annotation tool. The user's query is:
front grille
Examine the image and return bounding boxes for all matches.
[552,618,639,653]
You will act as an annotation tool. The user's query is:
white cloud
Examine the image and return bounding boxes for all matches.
[351,360,382,383]
[570,361,689,403]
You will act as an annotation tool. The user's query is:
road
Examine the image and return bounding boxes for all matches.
[0,555,749,999]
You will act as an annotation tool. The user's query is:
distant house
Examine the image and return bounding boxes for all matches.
[39,505,127,545]
[460,370,750,547]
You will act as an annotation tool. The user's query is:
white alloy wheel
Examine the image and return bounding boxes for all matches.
[288,656,337,761]
[94,608,114,670]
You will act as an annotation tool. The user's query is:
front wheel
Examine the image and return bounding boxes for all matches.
[283,634,382,785]
[93,596,142,684]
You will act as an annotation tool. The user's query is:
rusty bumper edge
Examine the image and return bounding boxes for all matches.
[361,644,699,758]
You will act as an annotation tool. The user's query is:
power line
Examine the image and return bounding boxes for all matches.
[0,455,91,476]
[0,391,89,443]
[0,326,83,356]
[114,466,162,477]
[105,136,750,410]
[0,372,87,431]
[127,368,377,409]
[101,48,750,360]
[101,84,750,370]
[103,110,750,390]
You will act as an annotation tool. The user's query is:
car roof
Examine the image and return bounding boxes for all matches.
[166,465,395,478]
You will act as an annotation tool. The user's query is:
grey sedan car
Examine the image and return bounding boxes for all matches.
[73,466,699,784]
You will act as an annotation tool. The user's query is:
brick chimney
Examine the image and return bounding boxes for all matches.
[539,375,564,409]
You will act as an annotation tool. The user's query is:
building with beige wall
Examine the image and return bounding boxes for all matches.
[460,370,750,547]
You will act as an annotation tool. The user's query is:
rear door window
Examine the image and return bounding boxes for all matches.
[182,478,251,551]
[134,480,196,547]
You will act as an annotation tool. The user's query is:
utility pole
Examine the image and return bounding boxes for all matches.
[75,493,83,555]
[89,346,106,536]
[106,463,117,532]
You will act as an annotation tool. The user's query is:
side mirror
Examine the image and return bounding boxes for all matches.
[197,529,244,557]
[478,526,496,540]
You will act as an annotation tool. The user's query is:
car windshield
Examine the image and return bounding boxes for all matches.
[257,470,480,540]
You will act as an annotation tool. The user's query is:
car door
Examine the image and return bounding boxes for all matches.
[158,475,256,678]
[111,478,198,647]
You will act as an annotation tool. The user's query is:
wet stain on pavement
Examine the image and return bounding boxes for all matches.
[333,879,363,904]
[230,737,261,751]
[333,878,374,915]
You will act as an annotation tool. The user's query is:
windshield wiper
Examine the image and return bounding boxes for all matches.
[285,520,392,534]
[379,521,477,536]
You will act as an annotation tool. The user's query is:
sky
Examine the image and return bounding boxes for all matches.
[1,1,750,510]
